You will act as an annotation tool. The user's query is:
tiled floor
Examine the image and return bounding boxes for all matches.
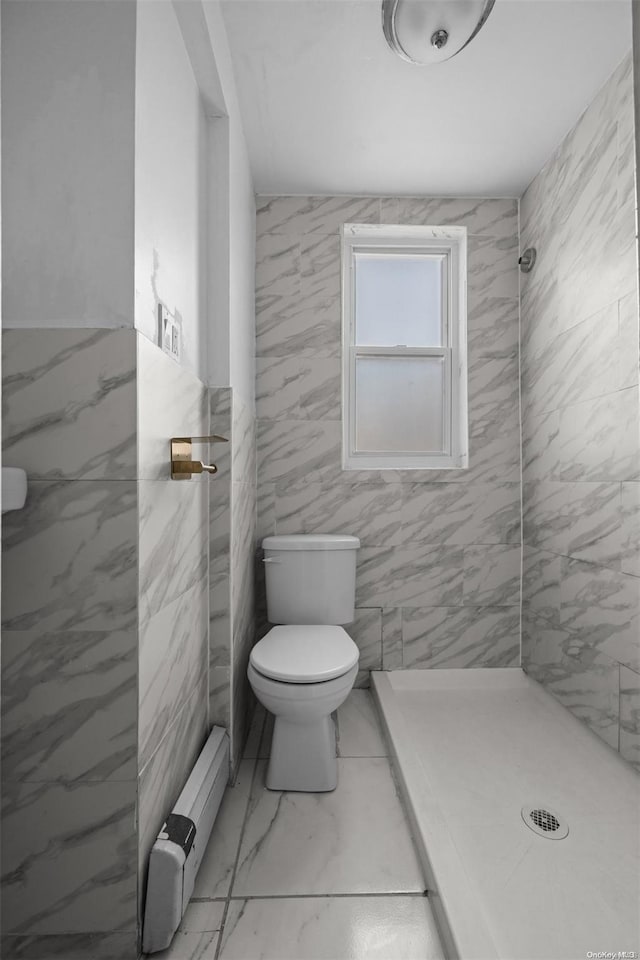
[150,690,443,960]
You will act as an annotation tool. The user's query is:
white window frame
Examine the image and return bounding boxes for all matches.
[341,223,468,471]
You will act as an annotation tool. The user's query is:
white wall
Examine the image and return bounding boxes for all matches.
[203,1,256,404]
[135,0,208,382]
[1,0,136,328]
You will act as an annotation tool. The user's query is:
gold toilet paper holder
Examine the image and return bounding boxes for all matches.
[170,436,228,480]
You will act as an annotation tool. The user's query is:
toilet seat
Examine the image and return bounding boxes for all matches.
[250,625,359,683]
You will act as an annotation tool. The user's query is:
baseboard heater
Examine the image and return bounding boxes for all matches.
[142,725,230,954]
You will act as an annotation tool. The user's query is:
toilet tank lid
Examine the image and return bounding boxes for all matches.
[262,534,360,551]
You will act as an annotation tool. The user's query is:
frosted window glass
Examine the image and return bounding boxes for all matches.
[355,254,444,346]
[355,357,445,453]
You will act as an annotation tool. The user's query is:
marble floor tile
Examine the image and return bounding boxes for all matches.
[233,759,424,897]
[337,691,387,758]
[151,901,225,960]
[219,896,443,960]
[192,760,256,900]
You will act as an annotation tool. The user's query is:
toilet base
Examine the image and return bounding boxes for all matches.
[266,715,337,792]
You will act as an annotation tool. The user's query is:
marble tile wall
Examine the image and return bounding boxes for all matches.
[1,329,139,959]
[209,388,257,772]
[255,195,522,680]
[520,53,640,769]
[136,334,209,916]
[1,329,214,957]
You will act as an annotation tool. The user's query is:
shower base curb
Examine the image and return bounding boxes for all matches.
[371,670,497,960]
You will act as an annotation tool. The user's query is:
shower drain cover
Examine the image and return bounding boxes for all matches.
[521,804,569,840]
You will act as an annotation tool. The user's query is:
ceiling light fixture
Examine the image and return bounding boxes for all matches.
[382,0,495,65]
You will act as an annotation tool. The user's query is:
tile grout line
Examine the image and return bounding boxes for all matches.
[196,890,428,903]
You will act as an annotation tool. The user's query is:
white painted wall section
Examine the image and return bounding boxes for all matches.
[135,0,208,382]
[1,0,136,328]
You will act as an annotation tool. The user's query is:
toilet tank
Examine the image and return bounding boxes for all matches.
[262,534,360,625]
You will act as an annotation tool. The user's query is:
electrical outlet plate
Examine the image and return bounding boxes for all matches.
[158,303,181,364]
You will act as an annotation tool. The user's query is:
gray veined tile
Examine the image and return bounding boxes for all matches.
[275,479,403,547]
[344,608,382,674]
[139,680,208,909]
[209,666,231,731]
[2,328,137,481]
[467,295,519,360]
[554,388,640,483]
[619,666,640,772]
[139,577,208,770]
[256,195,380,235]
[255,232,300,297]
[559,557,640,674]
[462,544,521,606]
[256,356,341,421]
[256,483,276,542]
[257,419,341,484]
[521,547,561,627]
[231,395,257,482]
[1,779,137,935]
[382,607,403,670]
[522,481,623,568]
[232,758,424,896]
[380,196,517,241]
[466,409,521,484]
[1,480,137,633]
[621,483,640,578]
[533,646,620,750]
[467,235,519,300]
[355,545,463,609]
[1,628,136,783]
[402,606,520,669]
[468,355,520,426]
[255,296,341,359]
[521,610,569,677]
[2,329,137,480]
[139,479,208,623]
[521,301,633,419]
[337,690,387,757]
[219,896,444,960]
[401,482,520,545]
[192,759,255,900]
[299,234,341,303]
[618,291,640,390]
[522,407,559,483]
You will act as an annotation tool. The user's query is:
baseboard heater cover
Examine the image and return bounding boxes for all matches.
[142,725,230,954]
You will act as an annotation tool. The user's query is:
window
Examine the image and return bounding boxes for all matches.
[341,223,468,471]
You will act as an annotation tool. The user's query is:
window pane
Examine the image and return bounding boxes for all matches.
[355,253,444,347]
[355,356,445,453]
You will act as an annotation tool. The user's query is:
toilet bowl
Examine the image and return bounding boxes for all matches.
[247,534,361,792]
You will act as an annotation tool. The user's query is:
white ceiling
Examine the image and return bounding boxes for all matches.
[220,0,632,197]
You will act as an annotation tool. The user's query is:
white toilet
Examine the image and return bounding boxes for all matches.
[248,534,360,792]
